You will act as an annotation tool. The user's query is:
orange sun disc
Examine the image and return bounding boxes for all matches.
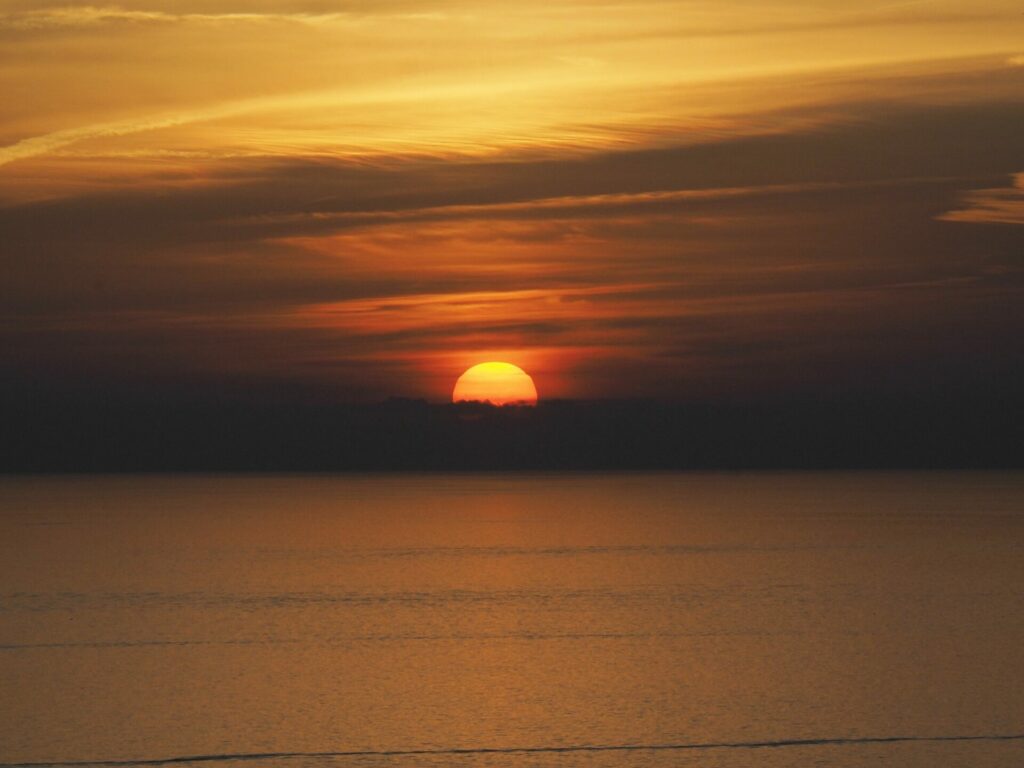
[452,362,538,406]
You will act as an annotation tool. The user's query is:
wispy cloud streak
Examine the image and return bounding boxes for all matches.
[939,173,1024,225]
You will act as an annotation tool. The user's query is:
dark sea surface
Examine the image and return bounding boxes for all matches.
[1,472,1023,767]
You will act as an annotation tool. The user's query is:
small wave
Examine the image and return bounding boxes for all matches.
[0,629,793,651]
[5,732,1024,767]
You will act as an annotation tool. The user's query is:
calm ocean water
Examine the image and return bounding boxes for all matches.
[1,472,1023,767]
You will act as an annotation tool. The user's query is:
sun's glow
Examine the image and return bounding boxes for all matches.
[452,362,538,406]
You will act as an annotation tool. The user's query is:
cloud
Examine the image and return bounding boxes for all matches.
[0,1,431,21]
[6,98,1023,251]
[3,19,1022,170]
[2,0,1017,34]
[939,173,1024,225]
[0,5,449,30]
[2,44,1023,401]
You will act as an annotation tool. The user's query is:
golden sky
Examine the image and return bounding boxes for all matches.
[2,0,1023,401]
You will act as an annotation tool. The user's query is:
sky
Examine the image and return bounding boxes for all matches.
[2,0,1023,404]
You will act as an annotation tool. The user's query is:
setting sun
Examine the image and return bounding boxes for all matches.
[452,362,538,406]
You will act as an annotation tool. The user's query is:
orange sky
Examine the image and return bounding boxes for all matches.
[2,1,1023,402]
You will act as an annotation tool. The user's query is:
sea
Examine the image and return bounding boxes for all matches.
[1,472,1023,768]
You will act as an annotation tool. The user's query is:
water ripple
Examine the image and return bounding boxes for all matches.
[4,733,1024,767]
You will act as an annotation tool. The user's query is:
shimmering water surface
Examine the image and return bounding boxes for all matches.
[1,472,1023,767]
